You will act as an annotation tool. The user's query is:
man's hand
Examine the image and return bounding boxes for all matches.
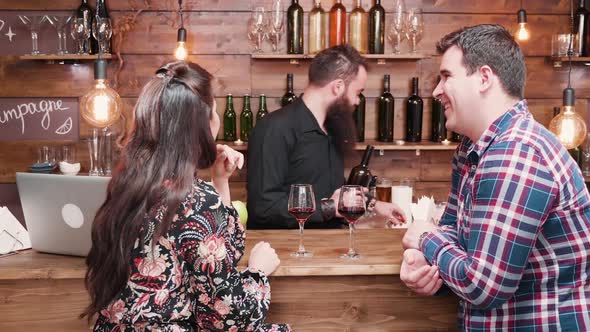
[402,218,437,250]
[400,249,443,296]
[374,201,406,226]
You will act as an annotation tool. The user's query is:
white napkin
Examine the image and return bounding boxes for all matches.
[411,196,436,223]
[0,207,31,255]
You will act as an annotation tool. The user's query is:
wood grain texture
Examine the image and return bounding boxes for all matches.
[0,0,569,14]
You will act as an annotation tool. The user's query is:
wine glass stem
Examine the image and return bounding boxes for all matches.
[348,223,356,256]
[298,220,305,254]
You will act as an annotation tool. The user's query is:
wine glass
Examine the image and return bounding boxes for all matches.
[338,185,365,260]
[248,6,268,53]
[92,17,113,54]
[288,184,316,258]
[387,10,406,54]
[268,0,284,53]
[18,15,48,55]
[405,8,424,53]
[71,18,91,54]
[46,15,73,55]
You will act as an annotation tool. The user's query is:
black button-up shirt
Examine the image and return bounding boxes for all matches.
[247,98,345,229]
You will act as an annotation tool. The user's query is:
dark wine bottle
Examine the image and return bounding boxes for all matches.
[256,94,268,122]
[287,0,304,54]
[223,94,236,141]
[95,0,111,53]
[329,0,347,47]
[451,132,462,142]
[347,145,374,187]
[368,0,385,54]
[574,0,589,56]
[352,92,366,142]
[378,74,394,142]
[76,0,96,54]
[281,73,297,107]
[406,77,423,142]
[240,95,253,141]
[431,100,447,142]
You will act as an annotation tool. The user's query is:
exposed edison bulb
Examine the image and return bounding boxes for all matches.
[515,23,530,41]
[80,79,123,128]
[549,106,587,149]
[175,41,188,60]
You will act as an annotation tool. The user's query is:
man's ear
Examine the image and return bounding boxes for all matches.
[478,65,494,93]
[331,79,346,97]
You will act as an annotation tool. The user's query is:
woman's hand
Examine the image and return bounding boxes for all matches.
[210,144,244,181]
[248,241,281,276]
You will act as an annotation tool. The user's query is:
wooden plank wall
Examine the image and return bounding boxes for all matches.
[0,0,588,215]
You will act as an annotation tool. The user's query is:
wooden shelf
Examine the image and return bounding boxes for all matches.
[551,56,590,67]
[219,139,457,153]
[19,54,116,62]
[251,53,432,64]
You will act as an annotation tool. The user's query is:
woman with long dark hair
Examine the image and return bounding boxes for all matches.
[81,61,290,331]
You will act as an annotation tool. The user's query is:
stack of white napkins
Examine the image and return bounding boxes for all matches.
[411,196,437,223]
[0,207,31,255]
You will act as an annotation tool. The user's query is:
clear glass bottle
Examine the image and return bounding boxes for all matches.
[349,0,368,53]
[308,0,326,54]
[329,0,347,47]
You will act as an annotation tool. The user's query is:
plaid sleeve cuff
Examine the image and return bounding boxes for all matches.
[421,231,451,265]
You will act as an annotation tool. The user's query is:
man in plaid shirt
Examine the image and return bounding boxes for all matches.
[401,24,590,331]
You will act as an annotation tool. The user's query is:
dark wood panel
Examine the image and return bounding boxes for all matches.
[420,150,455,182]
[112,12,565,56]
[0,0,568,14]
[0,55,251,98]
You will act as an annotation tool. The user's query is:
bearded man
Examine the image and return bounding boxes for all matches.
[247,45,404,229]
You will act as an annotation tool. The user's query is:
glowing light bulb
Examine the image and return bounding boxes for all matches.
[515,9,530,42]
[515,23,530,41]
[175,27,188,61]
[80,59,122,128]
[175,41,188,60]
[549,106,587,149]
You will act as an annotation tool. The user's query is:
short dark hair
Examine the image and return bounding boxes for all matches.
[436,24,526,98]
[309,45,368,87]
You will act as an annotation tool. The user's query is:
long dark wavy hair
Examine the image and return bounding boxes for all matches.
[81,61,217,320]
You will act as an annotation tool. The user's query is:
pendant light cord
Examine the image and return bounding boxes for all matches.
[568,0,574,89]
[178,0,184,28]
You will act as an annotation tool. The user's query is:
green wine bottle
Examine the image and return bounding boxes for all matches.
[223,94,237,141]
[256,94,269,122]
[368,0,385,54]
[240,95,253,141]
[287,0,304,54]
[378,74,394,142]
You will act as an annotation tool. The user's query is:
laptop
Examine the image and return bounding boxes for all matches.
[16,172,110,256]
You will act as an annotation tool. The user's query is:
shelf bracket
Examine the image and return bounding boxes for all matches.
[377,59,386,65]
[289,59,299,65]
[415,149,421,156]
[379,149,385,156]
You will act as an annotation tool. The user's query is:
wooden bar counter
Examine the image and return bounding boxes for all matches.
[0,229,459,331]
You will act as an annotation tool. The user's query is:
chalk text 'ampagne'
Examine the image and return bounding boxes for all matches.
[0,100,70,134]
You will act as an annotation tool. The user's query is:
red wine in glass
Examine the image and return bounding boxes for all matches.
[288,207,315,221]
[288,184,316,257]
[338,206,365,224]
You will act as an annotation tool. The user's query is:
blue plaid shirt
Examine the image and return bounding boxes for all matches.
[421,100,590,331]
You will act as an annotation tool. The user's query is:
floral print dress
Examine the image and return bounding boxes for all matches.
[94,179,291,332]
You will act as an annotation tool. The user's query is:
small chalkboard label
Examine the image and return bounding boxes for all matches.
[0,98,79,141]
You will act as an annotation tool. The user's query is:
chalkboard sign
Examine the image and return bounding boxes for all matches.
[0,12,76,55]
[0,98,79,141]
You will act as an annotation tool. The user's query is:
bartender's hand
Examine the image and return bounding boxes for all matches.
[400,249,443,296]
[402,219,437,250]
[329,188,342,218]
[373,201,405,226]
[210,144,244,181]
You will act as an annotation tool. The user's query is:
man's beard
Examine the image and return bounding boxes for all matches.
[324,94,357,158]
